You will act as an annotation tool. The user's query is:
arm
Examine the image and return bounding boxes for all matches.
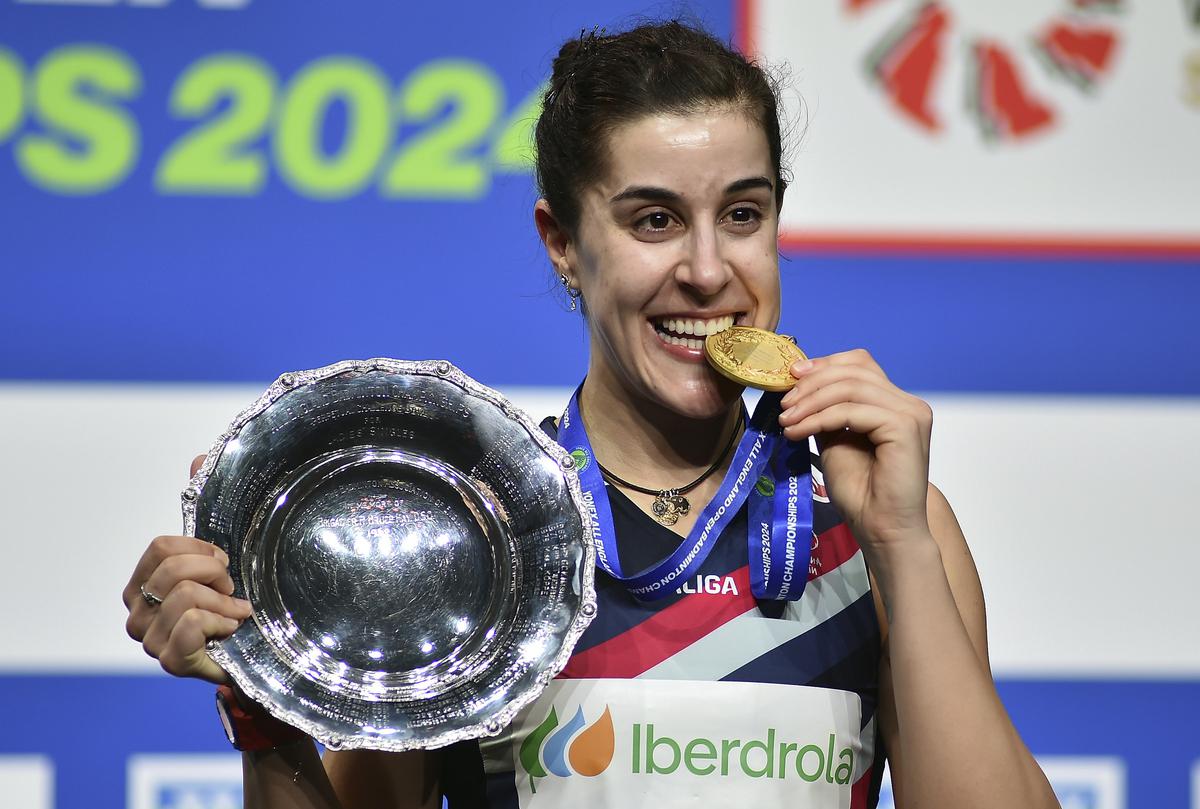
[322,749,443,809]
[778,350,1058,809]
[242,741,341,809]
[240,746,440,809]
[873,484,1055,809]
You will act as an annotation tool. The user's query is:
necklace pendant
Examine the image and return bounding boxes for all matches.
[651,491,690,527]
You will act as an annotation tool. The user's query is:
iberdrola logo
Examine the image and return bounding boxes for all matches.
[519,704,615,793]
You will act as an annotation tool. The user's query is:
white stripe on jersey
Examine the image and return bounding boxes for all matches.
[636,550,872,682]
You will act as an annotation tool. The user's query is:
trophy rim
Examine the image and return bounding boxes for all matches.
[182,357,597,752]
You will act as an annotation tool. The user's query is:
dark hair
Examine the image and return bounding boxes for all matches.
[535,20,788,237]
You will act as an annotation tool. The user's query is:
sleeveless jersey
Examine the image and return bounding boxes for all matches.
[449,426,883,808]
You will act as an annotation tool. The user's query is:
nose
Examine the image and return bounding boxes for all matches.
[675,222,731,297]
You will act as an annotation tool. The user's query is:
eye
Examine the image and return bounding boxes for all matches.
[725,207,762,227]
[635,211,676,232]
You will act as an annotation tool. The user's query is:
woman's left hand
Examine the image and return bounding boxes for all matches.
[778,348,934,554]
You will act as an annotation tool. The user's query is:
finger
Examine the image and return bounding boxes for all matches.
[144,553,237,605]
[782,401,917,445]
[782,364,906,410]
[781,379,914,430]
[790,348,888,383]
[126,601,153,643]
[190,453,207,478]
[142,579,252,657]
[158,607,237,684]
[127,551,238,642]
[123,536,228,608]
[818,425,875,454]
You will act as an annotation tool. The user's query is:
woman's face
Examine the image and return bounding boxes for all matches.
[565,107,781,420]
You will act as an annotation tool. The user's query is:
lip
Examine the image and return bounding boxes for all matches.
[651,326,708,361]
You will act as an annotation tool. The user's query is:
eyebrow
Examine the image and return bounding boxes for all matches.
[609,185,681,205]
[609,176,774,204]
[725,176,775,195]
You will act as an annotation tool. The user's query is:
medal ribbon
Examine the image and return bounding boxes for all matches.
[558,385,813,601]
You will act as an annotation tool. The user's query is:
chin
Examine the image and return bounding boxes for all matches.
[656,372,744,421]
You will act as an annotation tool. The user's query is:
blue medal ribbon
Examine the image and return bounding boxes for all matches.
[558,384,813,601]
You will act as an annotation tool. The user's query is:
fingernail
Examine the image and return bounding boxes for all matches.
[791,359,814,375]
[215,548,230,566]
[236,598,252,610]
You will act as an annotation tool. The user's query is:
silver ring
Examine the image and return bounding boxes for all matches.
[140,583,163,607]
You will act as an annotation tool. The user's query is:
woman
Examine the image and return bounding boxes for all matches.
[122,20,1060,809]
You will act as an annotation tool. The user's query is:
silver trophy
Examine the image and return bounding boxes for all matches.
[183,359,597,752]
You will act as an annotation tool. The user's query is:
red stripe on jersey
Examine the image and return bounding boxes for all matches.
[809,522,861,582]
[560,566,757,679]
[851,765,874,809]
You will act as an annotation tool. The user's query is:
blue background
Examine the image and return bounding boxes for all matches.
[3,676,1196,808]
[1,1,1197,807]
[1,1,1196,394]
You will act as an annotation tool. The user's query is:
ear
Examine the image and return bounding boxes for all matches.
[534,199,575,284]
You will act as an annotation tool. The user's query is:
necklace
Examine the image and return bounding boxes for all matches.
[593,411,744,527]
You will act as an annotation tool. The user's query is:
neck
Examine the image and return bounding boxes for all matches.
[577,367,743,491]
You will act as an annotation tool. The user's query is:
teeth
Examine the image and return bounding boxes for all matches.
[664,334,705,349]
[655,314,735,340]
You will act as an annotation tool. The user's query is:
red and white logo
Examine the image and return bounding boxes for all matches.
[736,0,1199,253]
[851,0,1123,142]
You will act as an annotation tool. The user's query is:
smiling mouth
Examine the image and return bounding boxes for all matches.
[652,314,737,350]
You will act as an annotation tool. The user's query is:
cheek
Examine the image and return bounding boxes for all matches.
[737,247,780,299]
[591,278,649,333]
[586,242,662,306]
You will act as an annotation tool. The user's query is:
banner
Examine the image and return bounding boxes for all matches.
[1,0,1197,392]
[740,0,1200,253]
[1,4,1199,808]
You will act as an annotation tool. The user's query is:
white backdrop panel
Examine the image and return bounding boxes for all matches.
[1,383,1197,675]
[753,0,1200,240]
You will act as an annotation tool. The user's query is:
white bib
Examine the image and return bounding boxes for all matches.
[504,678,865,808]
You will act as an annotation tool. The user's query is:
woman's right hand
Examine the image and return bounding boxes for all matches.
[122,454,253,685]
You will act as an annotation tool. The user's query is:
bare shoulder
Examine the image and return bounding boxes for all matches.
[323,748,443,809]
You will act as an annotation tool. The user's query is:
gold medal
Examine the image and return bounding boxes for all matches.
[704,326,808,392]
